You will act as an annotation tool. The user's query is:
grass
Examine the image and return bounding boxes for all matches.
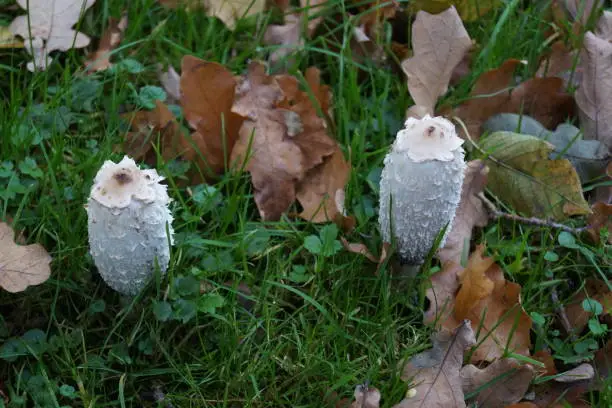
[0,0,610,407]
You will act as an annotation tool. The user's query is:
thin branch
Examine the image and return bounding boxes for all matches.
[478,193,587,234]
[551,286,578,342]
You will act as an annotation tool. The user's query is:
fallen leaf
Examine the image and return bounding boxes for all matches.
[263,0,326,66]
[157,64,181,104]
[0,26,23,48]
[504,404,538,408]
[0,222,52,293]
[437,160,490,265]
[564,278,611,334]
[533,350,558,377]
[408,0,501,22]
[575,32,612,151]
[350,384,381,408]
[401,6,472,114]
[461,358,535,408]
[296,147,350,223]
[446,59,576,140]
[536,41,581,89]
[122,100,185,164]
[393,320,476,408]
[230,62,337,220]
[206,0,266,30]
[480,131,590,220]
[425,246,532,362]
[9,0,96,71]
[585,202,612,244]
[180,55,244,178]
[593,339,611,379]
[85,13,128,72]
[454,247,495,319]
[340,239,390,274]
[482,114,610,183]
[554,364,594,383]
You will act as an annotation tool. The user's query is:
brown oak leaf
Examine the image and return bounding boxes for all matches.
[85,13,128,72]
[585,201,612,244]
[401,6,472,115]
[425,245,532,362]
[461,358,535,407]
[563,278,611,334]
[180,55,244,179]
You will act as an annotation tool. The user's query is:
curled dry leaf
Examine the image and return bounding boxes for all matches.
[585,202,612,244]
[536,41,581,88]
[340,238,390,274]
[180,55,244,179]
[461,358,535,408]
[401,6,472,115]
[85,13,128,72]
[122,100,185,164]
[393,320,476,408]
[157,64,181,104]
[230,62,340,221]
[0,222,52,293]
[425,245,532,362]
[533,350,557,377]
[207,0,266,30]
[480,131,590,220]
[576,31,612,151]
[563,278,611,334]
[9,0,96,71]
[445,59,576,140]
[408,0,501,22]
[437,160,490,265]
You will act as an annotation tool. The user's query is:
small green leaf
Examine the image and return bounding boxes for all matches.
[18,157,43,179]
[558,232,578,248]
[544,251,559,262]
[89,299,106,314]
[304,235,322,255]
[198,294,225,314]
[173,299,197,323]
[288,265,311,283]
[153,300,172,322]
[137,85,166,109]
[530,311,545,326]
[588,318,607,335]
[59,384,77,399]
[582,298,603,315]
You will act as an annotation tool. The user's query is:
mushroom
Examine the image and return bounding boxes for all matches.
[86,156,174,295]
[378,115,465,267]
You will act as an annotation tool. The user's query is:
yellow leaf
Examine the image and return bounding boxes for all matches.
[455,244,495,320]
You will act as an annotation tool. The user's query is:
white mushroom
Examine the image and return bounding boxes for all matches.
[86,156,174,295]
[379,115,465,266]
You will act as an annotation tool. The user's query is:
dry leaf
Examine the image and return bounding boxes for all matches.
[585,201,612,244]
[230,62,337,221]
[564,278,611,334]
[0,26,24,48]
[263,0,326,66]
[180,55,244,179]
[206,0,266,30]
[340,238,390,274]
[504,404,538,408]
[480,131,590,220]
[554,364,595,383]
[9,0,96,71]
[575,32,612,151]
[393,320,476,408]
[533,350,558,377]
[454,247,495,319]
[157,64,181,104]
[594,339,611,379]
[446,59,576,140]
[425,246,532,362]
[0,222,52,293]
[85,13,128,72]
[122,100,185,163]
[461,358,535,408]
[296,147,349,223]
[536,41,581,88]
[401,6,472,115]
[437,160,489,265]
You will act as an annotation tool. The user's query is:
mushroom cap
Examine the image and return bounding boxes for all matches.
[394,114,464,162]
[89,156,170,208]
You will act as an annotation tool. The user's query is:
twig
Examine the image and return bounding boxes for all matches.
[478,193,587,234]
[551,285,578,342]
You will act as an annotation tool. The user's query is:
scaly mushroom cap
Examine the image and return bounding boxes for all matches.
[379,115,465,265]
[87,156,174,295]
